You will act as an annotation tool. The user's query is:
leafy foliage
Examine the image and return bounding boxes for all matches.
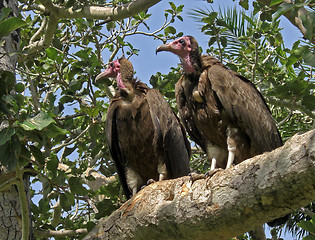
[0,0,314,239]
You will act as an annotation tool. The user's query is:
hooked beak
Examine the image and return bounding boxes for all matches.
[95,67,115,82]
[155,42,174,54]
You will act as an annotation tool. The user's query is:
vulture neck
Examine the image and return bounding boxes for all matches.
[181,51,202,76]
[117,73,136,102]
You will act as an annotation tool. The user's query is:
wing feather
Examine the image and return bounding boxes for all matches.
[146,89,191,177]
[106,99,131,199]
[207,64,282,153]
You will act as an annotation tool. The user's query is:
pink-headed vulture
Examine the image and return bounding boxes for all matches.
[156,35,282,171]
[156,36,288,227]
[96,57,191,199]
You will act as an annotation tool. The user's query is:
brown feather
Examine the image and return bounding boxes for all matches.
[106,59,190,199]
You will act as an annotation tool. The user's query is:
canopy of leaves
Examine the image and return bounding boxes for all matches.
[0,0,314,239]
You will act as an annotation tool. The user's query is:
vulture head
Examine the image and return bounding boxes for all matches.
[96,58,134,90]
[156,36,202,74]
[96,58,136,99]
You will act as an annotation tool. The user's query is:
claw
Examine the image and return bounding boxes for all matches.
[147,179,156,185]
[204,168,223,178]
[189,172,206,183]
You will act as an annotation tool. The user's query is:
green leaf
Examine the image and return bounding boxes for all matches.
[273,3,295,20]
[60,192,75,211]
[0,127,15,145]
[0,7,12,22]
[0,136,20,170]
[164,26,176,35]
[303,235,315,240]
[30,145,46,166]
[46,154,59,175]
[169,2,176,11]
[303,52,315,67]
[69,177,88,195]
[239,0,249,10]
[270,0,284,6]
[0,17,27,37]
[21,112,55,131]
[298,220,315,234]
[302,95,315,111]
[46,123,69,138]
[45,47,59,61]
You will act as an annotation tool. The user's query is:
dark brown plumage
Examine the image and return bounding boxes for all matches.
[96,58,191,199]
[157,36,288,228]
[156,35,282,170]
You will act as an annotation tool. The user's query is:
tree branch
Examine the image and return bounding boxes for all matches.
[33,228,88,238]
[258,0,315,44]
[83,129,315,240]
[266,96,314,119]
[38,0,161,21]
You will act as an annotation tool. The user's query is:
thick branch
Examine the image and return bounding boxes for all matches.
[22,0,161,55]
[83,130,315,240]
[38,0,161,20]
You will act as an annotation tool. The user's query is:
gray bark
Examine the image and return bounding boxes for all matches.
[0,0,31,239]
[84,129,315,240]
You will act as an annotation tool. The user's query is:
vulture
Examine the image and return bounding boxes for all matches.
[96,57,191,199]
[156,36,288,227]
[156,35,282,172]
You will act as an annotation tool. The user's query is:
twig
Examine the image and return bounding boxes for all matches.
[51,124,91,152]
[267,96,315,119]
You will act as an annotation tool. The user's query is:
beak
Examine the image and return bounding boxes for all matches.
[95,67,114,82]
[156,42,173,54]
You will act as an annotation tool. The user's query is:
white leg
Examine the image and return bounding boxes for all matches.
[158,161,167,181]
[206,142,225,170]
[126,168,142,196]
[210,157,216,171]
[226,127,237,169]
[226,149,235,169]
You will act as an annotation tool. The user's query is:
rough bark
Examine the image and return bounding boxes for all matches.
[23,0,161,54]
[83,129,315,240]
[0,0,32,239]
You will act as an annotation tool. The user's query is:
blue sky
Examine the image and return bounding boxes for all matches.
[109,0,302,87]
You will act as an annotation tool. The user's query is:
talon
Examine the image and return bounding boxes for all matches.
[205,168,223,178]
[189,172,206,183]
[147,179,156,185]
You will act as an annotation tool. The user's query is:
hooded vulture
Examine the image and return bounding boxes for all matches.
[96,57,191,199]
[156,35,282,172]
[156,36,288,228]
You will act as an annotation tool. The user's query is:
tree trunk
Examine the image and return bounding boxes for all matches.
[84,129,315,240]
[0,0,32,239]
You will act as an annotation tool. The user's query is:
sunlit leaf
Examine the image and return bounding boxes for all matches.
[0,17,27,37]
[21,112,55,131]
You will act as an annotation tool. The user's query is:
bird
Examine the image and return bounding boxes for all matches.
[95,57,191,199]
[156,35,282,174]
[156,36,288,231]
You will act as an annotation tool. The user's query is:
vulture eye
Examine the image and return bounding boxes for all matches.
[179,39,185,45]
[110,62,114,68]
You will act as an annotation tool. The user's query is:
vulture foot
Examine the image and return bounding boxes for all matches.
[205,168,223,178]
[147,179,156,185]
[140,179,157,191]
[189,172,206,183]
